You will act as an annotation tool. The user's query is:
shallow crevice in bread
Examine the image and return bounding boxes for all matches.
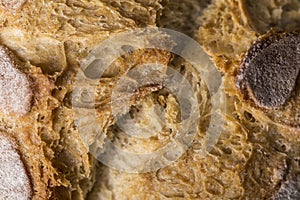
[156,0,211,37]
[86,56,253,199]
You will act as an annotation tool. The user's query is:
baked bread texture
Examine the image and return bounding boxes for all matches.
[199,0,300,199]
[241,0,300,34]
[0,0,168,199]
[1,0,300,200]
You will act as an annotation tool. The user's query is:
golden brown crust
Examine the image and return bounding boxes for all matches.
[2,0,300,199]
[198,0,257,75]
[199,0,300,199]
[0,0,169,199]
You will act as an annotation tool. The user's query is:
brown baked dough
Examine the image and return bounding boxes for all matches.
[1,0,300,199]
[199,0,300,199]
[0,0,169,199]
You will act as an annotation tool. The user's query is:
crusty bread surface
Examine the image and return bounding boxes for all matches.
[0,0,300,200]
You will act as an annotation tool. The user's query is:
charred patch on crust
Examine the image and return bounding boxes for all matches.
[236,32,300,109]
[271,158,300,200]
[273,176,300,200]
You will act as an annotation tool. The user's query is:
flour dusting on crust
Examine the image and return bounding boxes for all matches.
[0,0,26,11]
[0,133,32,200]
[0,46,32,116]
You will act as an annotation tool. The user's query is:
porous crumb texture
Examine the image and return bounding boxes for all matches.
[0,0,300,200]
[0,0,167,199]
[87,62,253,199]
[198,0,257,74]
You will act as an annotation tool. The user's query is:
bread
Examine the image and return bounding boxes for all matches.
[86,44,248,199]
[0,43,56,199]
[1,0,300,200]
[199,0,300,199]
[241,0,300,34]
[90,0,300,199]
[0,0,168,199]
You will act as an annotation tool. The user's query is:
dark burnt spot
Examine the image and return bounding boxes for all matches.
[273,176,300,200]
[237,32,300,109]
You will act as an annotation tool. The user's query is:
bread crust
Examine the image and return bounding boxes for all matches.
[199,0,300,199]
[1,0,300,199]
[0,0,169,199]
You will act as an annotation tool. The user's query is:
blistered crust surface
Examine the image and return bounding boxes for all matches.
[198,0,257,74]
[2,0,300,199]
[87,58,251,199]
[199,0,300,199]
[0,0,166,199]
